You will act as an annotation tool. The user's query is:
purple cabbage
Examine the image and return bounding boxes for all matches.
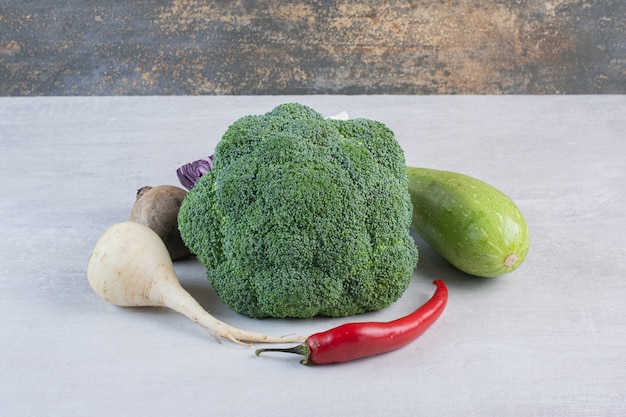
[176,156,213,190]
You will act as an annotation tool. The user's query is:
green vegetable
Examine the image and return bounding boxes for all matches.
[406,167,530,277]
[178,103,418,319]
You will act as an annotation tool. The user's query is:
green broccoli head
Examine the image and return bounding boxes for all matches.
[178,103,418,318]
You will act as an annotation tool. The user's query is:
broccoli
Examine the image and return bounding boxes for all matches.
[178,103,418,318]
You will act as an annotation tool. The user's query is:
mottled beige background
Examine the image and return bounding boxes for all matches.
[1,0,624,95]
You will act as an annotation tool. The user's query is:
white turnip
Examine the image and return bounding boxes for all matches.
[87,221,303,345]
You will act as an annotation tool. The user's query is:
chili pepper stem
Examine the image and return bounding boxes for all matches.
[255,343,312,365]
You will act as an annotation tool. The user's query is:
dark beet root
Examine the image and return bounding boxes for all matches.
[130,185,191,260]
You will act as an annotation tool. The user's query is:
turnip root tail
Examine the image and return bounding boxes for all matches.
[87,221,303,345]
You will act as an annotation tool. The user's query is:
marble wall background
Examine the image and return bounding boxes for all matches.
[1,0,624,95]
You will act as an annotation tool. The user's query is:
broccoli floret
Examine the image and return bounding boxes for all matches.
[178,103,418,318]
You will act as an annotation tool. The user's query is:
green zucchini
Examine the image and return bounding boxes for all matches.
[407,167,530,277]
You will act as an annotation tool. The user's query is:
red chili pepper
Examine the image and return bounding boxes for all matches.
[255,280,448,365]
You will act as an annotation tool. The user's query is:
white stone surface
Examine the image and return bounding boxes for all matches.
[1,96,625,416]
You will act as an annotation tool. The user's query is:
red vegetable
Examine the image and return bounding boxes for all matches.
[255,280,448,365]
[176,156,213,190]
